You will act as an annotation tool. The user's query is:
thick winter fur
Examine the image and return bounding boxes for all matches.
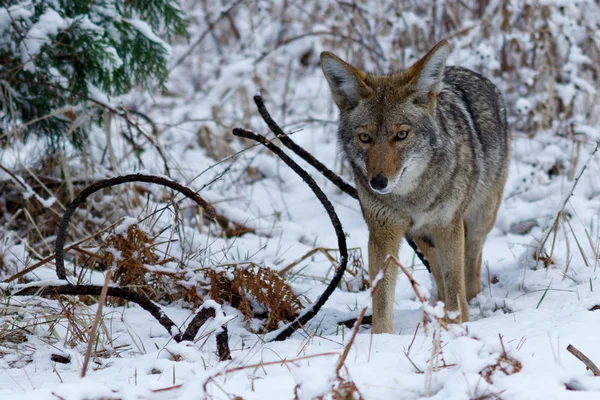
[321,40,511,333]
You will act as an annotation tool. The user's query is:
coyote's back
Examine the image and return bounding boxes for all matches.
[321,40,510,333]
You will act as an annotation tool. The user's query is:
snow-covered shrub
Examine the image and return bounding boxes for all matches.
[0,0,187,146]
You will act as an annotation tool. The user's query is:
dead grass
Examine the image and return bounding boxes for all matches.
[0,295,129,368]
[280,247,369,292]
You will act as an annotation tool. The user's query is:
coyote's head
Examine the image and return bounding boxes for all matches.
[321,40,450,195]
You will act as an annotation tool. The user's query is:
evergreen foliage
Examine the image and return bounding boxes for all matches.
[0,0,187,147]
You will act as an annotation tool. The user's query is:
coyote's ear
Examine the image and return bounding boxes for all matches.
[320,52,373,111]
[407,40,450,96]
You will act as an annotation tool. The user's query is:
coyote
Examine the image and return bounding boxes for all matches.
[321,40,510,333]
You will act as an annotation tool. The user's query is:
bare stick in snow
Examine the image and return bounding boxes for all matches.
[567,344,600,376]
[175,305,232,361]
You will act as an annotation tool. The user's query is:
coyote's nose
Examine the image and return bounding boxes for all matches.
[370,175,388,191]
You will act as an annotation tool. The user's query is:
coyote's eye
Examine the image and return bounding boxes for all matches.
[357,133,371,143]
[394,130,409,141]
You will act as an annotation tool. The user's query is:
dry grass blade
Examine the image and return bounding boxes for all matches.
[536,140,600,256]
[279,246,368,292]
[199,352,339,396]
[4,219,124,283]
[336,306,367,376]
[81,270,111,378]
[564,216,591,269]
[385,255,448,332]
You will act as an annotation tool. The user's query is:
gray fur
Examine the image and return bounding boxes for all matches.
[321,40,511,333]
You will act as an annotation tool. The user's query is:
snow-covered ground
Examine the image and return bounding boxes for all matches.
[2,1,600,399]
[2,126,599,399]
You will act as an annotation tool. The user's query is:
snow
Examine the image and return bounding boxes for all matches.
[125,18,171,54]
[0,4,33,36]
[114,217,140,235]
[2,1,600,399]
[21,8,67,72]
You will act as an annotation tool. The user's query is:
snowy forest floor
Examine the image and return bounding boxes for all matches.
[2,1,600,399]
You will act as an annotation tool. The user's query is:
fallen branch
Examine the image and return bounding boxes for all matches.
[233,128,347,342]
[567,344,600,376]
[54,174,216,280]
[7,284,232,361]
[9,284,181,336]
[252,95,431,272]
[45,174,231,358]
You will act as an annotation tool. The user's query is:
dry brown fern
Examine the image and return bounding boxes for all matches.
[82,223,197,303]
[206,263,302,331]
[105,224,161,285]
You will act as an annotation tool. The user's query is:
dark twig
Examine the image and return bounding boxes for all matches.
[253,95,358,198]
[567,344,600,376]
[537,140,600,258]
[176,305,232,361]
[215,328,232,361]
[338,315,372,328]
[54,174,216,281]
[232,128,347,342]
[178,306,216,342]
[252,95,431,272]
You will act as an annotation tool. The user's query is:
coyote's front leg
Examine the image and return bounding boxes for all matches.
[430,220,469,323]
[367,222,404,334]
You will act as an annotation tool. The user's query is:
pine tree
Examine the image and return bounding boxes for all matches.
[0,0,187,147]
